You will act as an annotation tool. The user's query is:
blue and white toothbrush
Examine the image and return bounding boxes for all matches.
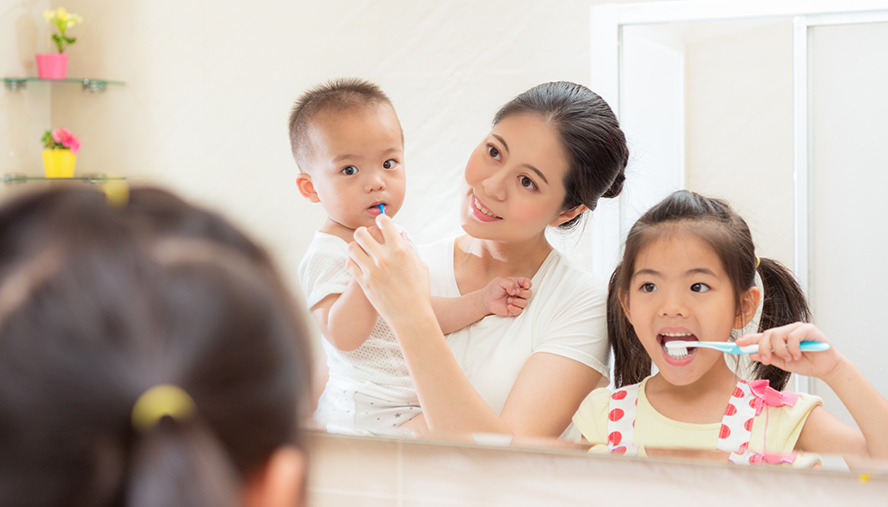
[665,340,830,357]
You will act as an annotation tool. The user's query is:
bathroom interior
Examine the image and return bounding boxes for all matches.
[2,0,887,505]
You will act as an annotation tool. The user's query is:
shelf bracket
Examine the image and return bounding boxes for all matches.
[3,79,27,91]
[81,79,107,93]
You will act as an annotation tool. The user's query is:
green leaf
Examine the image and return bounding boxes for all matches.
[41,131,55,150]
[51,33,64,52]
[65,36,76,44]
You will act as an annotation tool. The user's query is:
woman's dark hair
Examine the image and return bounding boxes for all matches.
[493,81,629,230]
[609,190,810,390]
[0,186,312,507]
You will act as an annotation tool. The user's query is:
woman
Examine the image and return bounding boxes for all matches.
[0,186,311,507]
[348,82,629,437]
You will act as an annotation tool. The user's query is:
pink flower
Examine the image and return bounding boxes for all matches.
[52,127,72,144]
[68,137,81,154]
[52,127,81,153]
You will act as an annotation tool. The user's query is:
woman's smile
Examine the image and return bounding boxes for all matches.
[470,193,502,221]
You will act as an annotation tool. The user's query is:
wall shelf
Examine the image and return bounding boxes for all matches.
[2,77,125,93]
[2,174,125,185]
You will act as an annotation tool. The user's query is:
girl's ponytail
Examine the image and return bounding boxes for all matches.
[753,257,812,390]
[609,264,651,388]
[128,421,239,507]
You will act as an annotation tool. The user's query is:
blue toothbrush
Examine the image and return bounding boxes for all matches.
[665,340,830,356]
[378,203,385,215]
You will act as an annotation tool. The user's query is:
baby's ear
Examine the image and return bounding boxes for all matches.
[296,173,320,203]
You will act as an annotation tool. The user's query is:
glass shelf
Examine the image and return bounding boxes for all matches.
[2,174,126,185]
[2,77,125,93]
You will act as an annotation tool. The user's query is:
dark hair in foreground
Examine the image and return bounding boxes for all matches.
[609,190,810,390]
[0,186,312,507]
[288,77,399,168]
[493,81,629,229]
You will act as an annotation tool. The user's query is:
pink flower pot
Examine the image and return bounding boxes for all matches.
[35,53,69,80]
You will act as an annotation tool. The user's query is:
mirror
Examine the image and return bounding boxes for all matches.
[594,1,888,438]
[2,0,886,476]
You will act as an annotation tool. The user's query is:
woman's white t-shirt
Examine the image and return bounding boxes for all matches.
[418,238,609,415]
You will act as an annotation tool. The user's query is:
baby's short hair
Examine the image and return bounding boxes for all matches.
[288,78,397,170]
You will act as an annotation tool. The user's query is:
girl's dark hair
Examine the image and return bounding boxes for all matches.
[609,190,810,390]
[493,81,629,230]
[0,186,312,507]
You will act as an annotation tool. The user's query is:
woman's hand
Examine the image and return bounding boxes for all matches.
[481,277,532,317]
[736,322,844,381]
[346,215,433,324]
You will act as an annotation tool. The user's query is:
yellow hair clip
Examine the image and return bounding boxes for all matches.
[131,384,196,432]
[755,256,761,268]
[102,179,129,207]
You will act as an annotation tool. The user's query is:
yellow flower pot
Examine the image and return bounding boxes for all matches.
[42,149,76,178]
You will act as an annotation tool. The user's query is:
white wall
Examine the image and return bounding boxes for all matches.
[684,19,795,269]
[809,20,888,427]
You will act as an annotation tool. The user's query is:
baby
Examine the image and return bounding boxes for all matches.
[290,78,532,433]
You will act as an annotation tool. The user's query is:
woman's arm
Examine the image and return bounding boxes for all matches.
[348,215,601,437]
[500,352,603,436]
[737,323,888,459]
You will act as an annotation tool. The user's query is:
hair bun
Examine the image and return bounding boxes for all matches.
[601,166,626,199]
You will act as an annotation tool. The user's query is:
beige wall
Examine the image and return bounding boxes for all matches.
[1,0,679,351]
[2,0,623,297]
[1,0,51,175]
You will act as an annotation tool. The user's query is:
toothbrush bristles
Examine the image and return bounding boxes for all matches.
[669,346,689,358]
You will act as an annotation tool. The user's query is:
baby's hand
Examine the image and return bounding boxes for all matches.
[480,277,532,317]
[736,322,843,380]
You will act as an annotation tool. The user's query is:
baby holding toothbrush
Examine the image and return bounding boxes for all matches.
[573,190,888,465]
[290,78,532,433]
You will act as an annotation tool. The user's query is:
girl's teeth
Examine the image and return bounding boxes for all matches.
[474,197,497,218]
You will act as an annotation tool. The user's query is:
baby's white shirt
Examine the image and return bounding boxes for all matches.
[299,231,417,405]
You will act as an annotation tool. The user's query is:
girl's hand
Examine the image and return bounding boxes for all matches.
[481,277,532,317]
[736,322,844,380]
[346,215,433,323]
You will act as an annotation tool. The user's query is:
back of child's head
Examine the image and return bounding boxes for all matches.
[0,186,312,507]
[608,190,810,389]
[288,77,400,170]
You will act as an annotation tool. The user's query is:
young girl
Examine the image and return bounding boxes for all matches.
[0,186,311,506]
[573,190,888,464]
